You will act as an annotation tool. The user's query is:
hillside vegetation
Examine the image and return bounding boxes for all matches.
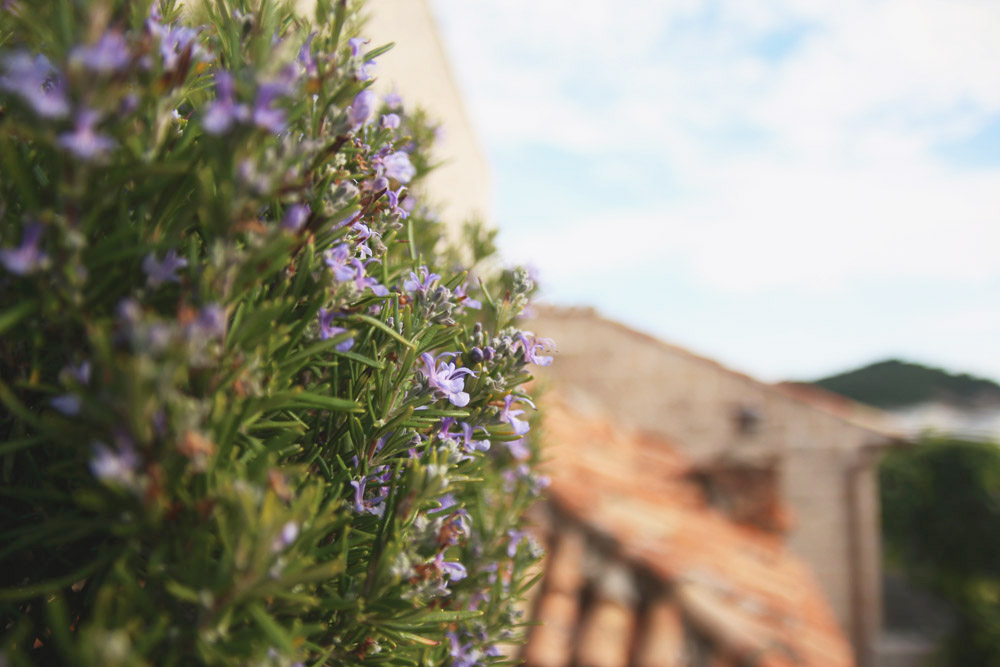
[814,359,1000,408]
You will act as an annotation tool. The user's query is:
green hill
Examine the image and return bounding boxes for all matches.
[813,359,1000,409]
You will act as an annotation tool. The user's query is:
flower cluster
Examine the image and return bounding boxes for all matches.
[0,2,550,666]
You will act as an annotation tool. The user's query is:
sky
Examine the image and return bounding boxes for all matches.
[427,0,1000,384]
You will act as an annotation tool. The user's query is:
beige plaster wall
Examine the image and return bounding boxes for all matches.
[781,446,855,636]
[363,0,492,234]
[288,0,492,236]
[529,307,888,664]
[529,309,882,462]
[850,455,885,667]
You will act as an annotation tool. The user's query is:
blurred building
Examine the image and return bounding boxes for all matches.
[890,399,1000,441]
[362,0,492,233]
[291,0,492,234]
[528,307,909,667]
[518,398,854,667]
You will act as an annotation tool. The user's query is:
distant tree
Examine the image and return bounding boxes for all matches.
[815,359,1000,409]
[881,438,1000,664]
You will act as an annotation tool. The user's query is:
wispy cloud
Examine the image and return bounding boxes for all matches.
[429,0,1000,378]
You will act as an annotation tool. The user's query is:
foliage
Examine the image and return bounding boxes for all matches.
[814,359,1000,409]
[0,1,552,665]
[880,437,1000,664]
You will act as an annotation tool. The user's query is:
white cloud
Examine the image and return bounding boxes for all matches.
[428,0,1000,383]
[430,0,1000,295]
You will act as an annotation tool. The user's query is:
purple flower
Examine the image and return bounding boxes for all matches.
[350,477,387,516]
[430,492,457,514]
[469,589,491,611]
[119,93,139,116]
[67,361,91,385]
[352,262,390,296]
[142,248,187,287]
[348,37,368,58]
[434,552,467,581]
[448,633,480,667]
[454,283,481,310]
[336,211,362,230]
[194,304,227,339]
[421,352,476,407]
[349,89,375,127]
[0,223,48,275]
[58,110,116,160]
[468,346,494,364]
[202,71,249,134]
[459,422,490,453]
[384,90,402,110]
[252,84,287,134]
[437,416,459,438]
[51,395,82,416]
[380,113,400,129]
[349,478,366,512]
[500,394,535,436]
[0,52,69,118]
[382,151,415,183]
[507,529,528,558]
[437,418,486,460]
[403,266,440,293]
[350,220,381,258]
[51,361,91,416]
[347,38,376,80]
[151,22,208,72]
[281,204,310,231]
[324,244,357,282]
[518,332,555,366]
[385,186,409,219]
[70,32,131,73]
[505,437,530,460]
[185,303,226,344]
[271,521,299,552]
[535,474,552,492]
[297,32,317,76]
[444,509,472,543]
[328,243,388,295]
[317,309,354,351]
[90,439,140,489]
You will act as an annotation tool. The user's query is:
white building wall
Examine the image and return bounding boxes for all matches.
[364,0,492,234]
[289,0,493,236]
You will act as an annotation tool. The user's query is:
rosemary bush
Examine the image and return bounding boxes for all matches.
[0,2,552,665]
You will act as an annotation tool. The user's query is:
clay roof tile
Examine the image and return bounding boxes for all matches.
[525,398,854,667]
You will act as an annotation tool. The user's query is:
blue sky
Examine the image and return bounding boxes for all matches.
[428,0,1000,383]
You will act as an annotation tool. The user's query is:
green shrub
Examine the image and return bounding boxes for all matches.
[0,2,552,664]
[881,438,1000,665]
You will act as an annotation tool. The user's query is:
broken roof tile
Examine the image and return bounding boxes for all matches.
[521,397,854,667]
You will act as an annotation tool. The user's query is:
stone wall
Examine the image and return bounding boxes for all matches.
[529,307,893,666]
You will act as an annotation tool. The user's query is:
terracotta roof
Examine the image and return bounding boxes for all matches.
[520,398,854,667]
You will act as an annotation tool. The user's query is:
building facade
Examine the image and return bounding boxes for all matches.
[517,398,855,667]
[360,0,492,235]
[529,307,902,667]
